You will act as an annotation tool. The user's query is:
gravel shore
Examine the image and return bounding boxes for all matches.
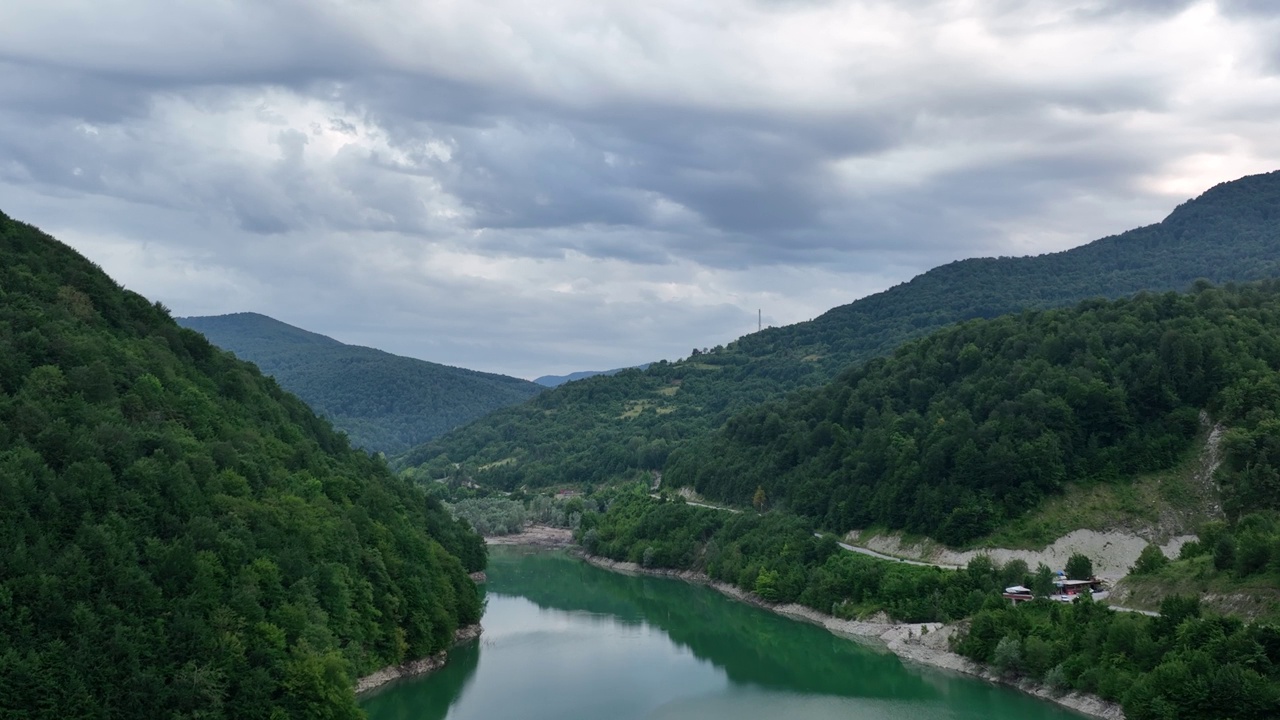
[576,552,1125,720]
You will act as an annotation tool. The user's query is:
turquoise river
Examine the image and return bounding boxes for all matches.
[361,547,1086,720]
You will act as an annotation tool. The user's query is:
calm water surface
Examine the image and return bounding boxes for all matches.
[361,548,1085,720]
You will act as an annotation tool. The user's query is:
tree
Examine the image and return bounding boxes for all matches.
[1214,534,1237,572]
[1000,558,1030,589]
[753,485,767,512]
[754,568,780,601]
[1130,544,1168,575]
[992,635,1023,676]
[1032,563,1056,598]
[1065,553,1094,580]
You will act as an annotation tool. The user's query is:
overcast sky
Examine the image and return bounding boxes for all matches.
[3,0,1279,379]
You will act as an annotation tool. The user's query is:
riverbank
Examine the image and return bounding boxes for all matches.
[575,551,1124,720]
[355,624,483,695]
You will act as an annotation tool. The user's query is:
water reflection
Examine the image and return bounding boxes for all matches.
[486,548,929,700]
[361,548,1085,720]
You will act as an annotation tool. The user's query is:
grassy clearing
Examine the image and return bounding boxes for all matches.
[1114,555,1280,623]
[619,399,676,418]
[618,400,652,419]
[478,457,516,471]
[978,436,1219,550]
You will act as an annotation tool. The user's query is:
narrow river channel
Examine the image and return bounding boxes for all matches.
[361,547,1087,720]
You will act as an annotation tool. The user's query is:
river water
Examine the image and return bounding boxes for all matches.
[361,547,1084,720]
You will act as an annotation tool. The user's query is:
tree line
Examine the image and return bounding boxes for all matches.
[582,489,1280,718]
[179,312,544,455]
[666,282,1280,544]
[399,170,1280,501]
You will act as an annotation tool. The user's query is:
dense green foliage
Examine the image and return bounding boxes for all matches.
[179,313,544,455]
[957,595,1280,719]
[581,492,1016,622]
[0,211,485,718]
[403,170,1280,492]
[1163,513,1280,584]
[444,494,584,536]
[668,282,1280,543]
[586,491,1280,717]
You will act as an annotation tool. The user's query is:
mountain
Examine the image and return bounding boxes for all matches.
[667,281,1280,543]
[399,169,1280,489]
[0,210,484,718]
[534,365,650,387]
[177,313,544,455]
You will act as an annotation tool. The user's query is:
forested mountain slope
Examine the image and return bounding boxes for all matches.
[666,282,1280,545]
[534,365,648,387]
[0,211,485,719]
[401,170,1280,488]
[178,313,544,455]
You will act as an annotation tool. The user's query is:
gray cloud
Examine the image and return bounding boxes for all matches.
[2,0,1280,377]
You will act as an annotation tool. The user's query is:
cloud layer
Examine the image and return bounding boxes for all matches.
[3,0,1279,377]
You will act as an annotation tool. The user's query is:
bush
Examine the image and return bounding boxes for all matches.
[1131,544,1168,575]
[1044,664,1068,695]
[1214,534,1237,572]
[1065,553,1094,580]
[992,635,1023,676]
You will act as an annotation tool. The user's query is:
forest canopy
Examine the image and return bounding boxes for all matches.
[179,313,544,455]
[0,211,485,719]
[667,281,1280,544]
[402,170,1280,495]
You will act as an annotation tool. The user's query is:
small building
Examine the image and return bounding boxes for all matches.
[1003,577,1109,604]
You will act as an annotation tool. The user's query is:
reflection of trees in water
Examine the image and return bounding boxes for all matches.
[358,641,482,720]
[485,549,935,700]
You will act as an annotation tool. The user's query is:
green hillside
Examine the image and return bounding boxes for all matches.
[666,282,1280,544]
[400,169,1280,488]
[534,365,647,387]
[178,313,544,455]
[0,211,485,718]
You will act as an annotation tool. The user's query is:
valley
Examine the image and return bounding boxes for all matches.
[7,171,1280,719]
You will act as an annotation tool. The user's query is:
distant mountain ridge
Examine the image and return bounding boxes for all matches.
[534,364,650,387]
[178,312,544,454]
[667,281,1280,543]
[400,169,1280,489]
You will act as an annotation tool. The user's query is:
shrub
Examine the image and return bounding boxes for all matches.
[1131,544,1169,575]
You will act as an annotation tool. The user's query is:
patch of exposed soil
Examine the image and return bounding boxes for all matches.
[856,529,1193,581]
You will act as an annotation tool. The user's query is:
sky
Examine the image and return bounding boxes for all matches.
[3,0,1280,379]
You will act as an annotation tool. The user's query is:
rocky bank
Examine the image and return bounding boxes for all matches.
[355,624,483,695]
